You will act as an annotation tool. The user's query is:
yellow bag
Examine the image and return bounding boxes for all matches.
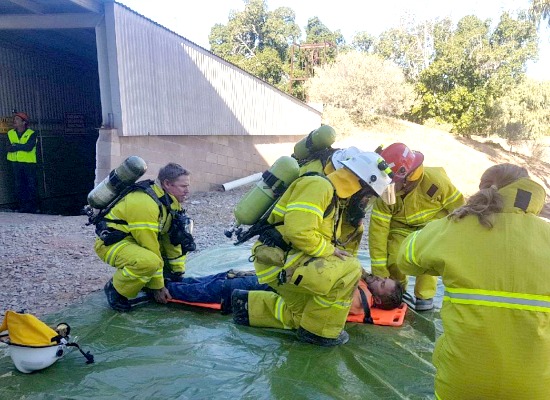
[0,310,59,347]
[0,310,94,373]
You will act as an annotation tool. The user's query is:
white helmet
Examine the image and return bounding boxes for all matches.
[8,341,67,373]
[340,152,395,203]
[330,146,362,170]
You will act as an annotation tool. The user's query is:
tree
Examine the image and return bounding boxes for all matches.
[351,31,375,53]
[306,51,415,124]
[374,20,437,82]
[491,79,550,139]
[411,13,538,135]
[530,0,550,27]
[208,0,300,85]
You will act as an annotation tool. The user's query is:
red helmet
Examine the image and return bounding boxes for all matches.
[380,143,424,182]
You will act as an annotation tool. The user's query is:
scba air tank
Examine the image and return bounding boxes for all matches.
[293,125,336,160]
[234,156,300,226]
[87,156,148,209]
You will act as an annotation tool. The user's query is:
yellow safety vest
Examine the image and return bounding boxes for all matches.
[7,128,37,163]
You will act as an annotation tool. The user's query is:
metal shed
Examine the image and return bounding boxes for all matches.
[0,0,321,214]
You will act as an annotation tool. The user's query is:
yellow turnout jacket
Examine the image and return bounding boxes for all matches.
[101,182,186,275]
[397,178,550,400]
[369,167,464,277]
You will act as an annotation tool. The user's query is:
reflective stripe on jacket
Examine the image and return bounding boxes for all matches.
[103,182,186,273]
[369,167,464,277]
[7,129,37,163]
[268,175,337,258]
[397,178,550,400]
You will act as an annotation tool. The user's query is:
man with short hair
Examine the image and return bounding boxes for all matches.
[94,162,192,312]
[6,111,39,213]
[165,269,404,316]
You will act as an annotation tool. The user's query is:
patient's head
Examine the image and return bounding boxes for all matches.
[361,270,404,310]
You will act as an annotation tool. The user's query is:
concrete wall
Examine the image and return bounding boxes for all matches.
[96,129,303,192]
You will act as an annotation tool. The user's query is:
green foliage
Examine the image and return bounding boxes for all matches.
[351,31,375,53]
[491,79,550,141]
[374,20,436,82]
[530,0,550,27]
[208,0,300,85]
[306,51,415,124]
[305,17,345,47]
[411,13,538,135]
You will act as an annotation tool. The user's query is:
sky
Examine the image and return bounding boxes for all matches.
[118,0,550,81]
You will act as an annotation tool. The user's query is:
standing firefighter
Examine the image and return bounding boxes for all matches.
[231,152,394,346]
[94,163,192,311]
[397,164,550,399]
[369,143,464,310]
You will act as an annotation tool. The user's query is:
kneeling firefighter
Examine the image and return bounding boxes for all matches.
[231,151,395,346]
[93,162,195,312]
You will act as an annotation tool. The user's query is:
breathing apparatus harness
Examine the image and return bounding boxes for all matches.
[235,173,338,261]
[295,147,338,169]
[85,180,196,255]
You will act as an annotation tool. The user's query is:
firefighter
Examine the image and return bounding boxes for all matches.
[94,163,191,311]
[369,143,464,310]
[6,111,39,213]
[396,163,550,399]
[231,151,394,346]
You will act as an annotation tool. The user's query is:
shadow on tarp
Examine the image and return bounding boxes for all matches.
[0,243,443,400]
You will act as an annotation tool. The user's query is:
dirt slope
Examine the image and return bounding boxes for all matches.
[334,121,550,218]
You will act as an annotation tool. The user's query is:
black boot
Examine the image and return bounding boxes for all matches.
[296,327,349,347]
[231,289,250,326]
[104,279,131,312]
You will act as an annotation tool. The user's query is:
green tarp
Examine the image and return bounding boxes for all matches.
[0,244,442,399]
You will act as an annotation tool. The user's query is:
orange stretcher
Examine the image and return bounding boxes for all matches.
[345,280,408,327]
[168,299,221,310]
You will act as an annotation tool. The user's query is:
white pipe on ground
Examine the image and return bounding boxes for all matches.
[222,172,263,191]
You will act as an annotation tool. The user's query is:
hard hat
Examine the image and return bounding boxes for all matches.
[0,311,93,373]
[330,146,362,170]
[380,143,424,182]
[13,112,29,122]
[340,152,393,197]
[0,311,66,373]
[8,342,67,374]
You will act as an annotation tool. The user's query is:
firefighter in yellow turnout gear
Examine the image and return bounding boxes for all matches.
[397,164,550,400]
[298,147,366,256]
[369,143,464,310]
[94,163,191,311]
[232,152,394,346]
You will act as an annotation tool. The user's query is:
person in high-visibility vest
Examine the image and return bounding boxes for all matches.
[6,112,39,213]
[397,163,550,400]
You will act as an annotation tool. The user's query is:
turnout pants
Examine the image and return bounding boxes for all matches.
[249,254,361,339]
[95,237,164,298]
